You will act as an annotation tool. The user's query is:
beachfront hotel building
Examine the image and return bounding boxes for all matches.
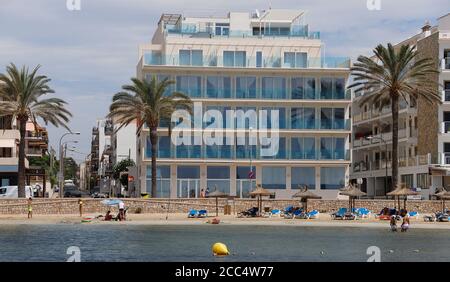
[135,9,352,199]
[351,13,450,199]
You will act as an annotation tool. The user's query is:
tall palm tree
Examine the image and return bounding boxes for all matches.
[0,63,72,197]
[108,76,192,198]
[350,43,441,191]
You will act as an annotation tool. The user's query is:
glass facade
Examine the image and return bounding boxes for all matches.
[176,75,202,97]
[262,167,286,189]
[236,76,257,98]
[291,167,316,189]
[236,166,256,198]
[206,76,232,98]
[179,49,203,66]
[320,137,345,160]
[146,166,171,198]
[223,51,246,67]
[284,52,307,68]
[291,108,316,129]
[320,167,345,189]
[261,77,286,99]
[291,137,315,159]
[207,166,230,194]
[292,77,316,99]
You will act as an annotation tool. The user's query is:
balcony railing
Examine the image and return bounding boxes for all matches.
[143,53,351,69]
[165,24,319,39]
[353,102,410,123]
[353,129,409,148]
[353,154,431,173]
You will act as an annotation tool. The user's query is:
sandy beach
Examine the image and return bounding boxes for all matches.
[1,213,450,230]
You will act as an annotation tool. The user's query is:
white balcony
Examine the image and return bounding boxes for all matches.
[441,57,450,71]
[0,129,20,140]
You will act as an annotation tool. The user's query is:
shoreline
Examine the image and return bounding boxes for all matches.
[1,213,449,230]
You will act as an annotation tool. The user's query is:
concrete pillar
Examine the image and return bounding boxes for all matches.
[200,164,207,193]
[170,164,177,198]
[230,164,237,196]
[315,165,321,191]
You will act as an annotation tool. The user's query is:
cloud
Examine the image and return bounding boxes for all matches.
[0,0,448,157]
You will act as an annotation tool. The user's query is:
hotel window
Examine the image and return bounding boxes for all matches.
[156,74,173,97]
[291,167,316,189]
[401,174,414,189]
[223,51,246,67]
[417,173,430,189]
[205,106,231,129]
[236,134,257,159]
[206,76,232,98]
[207,166,230,194]
[0,115,12,130]
[283,52,307,68]
[320,77,333,99]
[0,148,12,158]
[146,135,171,158]
[320,167,345,189]
[177,166,200,198]
[320,108,345,129]
[236,76,257,99]
[320,137,345,160]
[291,77,316,99]
[262,137,286,159]
[261,77,286,99]
[176,75,202,98]
[262,167,286,189]
[179,49,203,66]
[236,166,256,198]
[256,51,263,68]
[291,137,316,159]
[291,108,316,129]
[261,107,286,129]
[215,23,229,36]
[205,137,232,159]
[335,78,346,99]
[146,166,171,198]
[176,136,202,159]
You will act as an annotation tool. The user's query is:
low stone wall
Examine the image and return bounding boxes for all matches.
[0,198,445,215]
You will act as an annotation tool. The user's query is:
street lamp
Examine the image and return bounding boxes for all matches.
[365,135,388,198]
[59,131,80,198]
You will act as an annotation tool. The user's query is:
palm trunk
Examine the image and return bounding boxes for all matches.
[391,95,399,192]
[150,127,158,198]
[18,117,27,198]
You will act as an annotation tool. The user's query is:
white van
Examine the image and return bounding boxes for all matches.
[0,186,34,198]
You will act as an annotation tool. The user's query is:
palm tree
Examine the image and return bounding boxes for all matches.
[108,76,192,198]
[0,63,72,197]
[350,43,441,191]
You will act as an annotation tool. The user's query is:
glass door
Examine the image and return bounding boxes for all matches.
[177,179,200,198]
[236,179,255,198]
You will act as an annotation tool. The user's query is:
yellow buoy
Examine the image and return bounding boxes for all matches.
[212,242,229,256]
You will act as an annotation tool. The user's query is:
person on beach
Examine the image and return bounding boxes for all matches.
[118,201,125,221]
[205,187,210,197]
[27,197,32,219]
[104,210,113,221]
[78,199,84,217]
[200,189,205,198]
[390,215,397,232]
[401,214,410,232]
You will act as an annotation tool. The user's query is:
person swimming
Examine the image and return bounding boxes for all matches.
[390,215,397,232]
[401,214,410,232]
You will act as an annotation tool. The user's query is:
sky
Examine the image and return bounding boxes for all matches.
[0,0,449,162]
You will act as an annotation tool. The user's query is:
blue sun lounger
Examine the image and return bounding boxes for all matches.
[197,210,208,218]
[188,209,198,218]
[332,208,347,219]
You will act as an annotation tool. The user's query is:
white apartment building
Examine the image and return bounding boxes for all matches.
[136,9,352,199]
[0,115,21,186]
[351,13,450,199]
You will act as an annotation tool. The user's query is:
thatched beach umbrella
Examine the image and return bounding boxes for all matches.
[339,184,366,211]
[292,185,321,213]
[387,184,419,210]
[250,184,274,216]
[206,189,229,217]
[435,188,450,213]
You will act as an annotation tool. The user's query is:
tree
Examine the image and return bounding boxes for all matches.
[113,158,136,190]
[108,76,191,197]
[28,155,58,189]
[350,43,441,191]
[0,64,72,197]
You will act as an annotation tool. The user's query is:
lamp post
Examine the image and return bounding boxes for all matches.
[59,132,80,198]
[365,135,388,198]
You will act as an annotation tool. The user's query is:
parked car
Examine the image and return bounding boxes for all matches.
[91,192,107,198]
[63,184,90,198]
